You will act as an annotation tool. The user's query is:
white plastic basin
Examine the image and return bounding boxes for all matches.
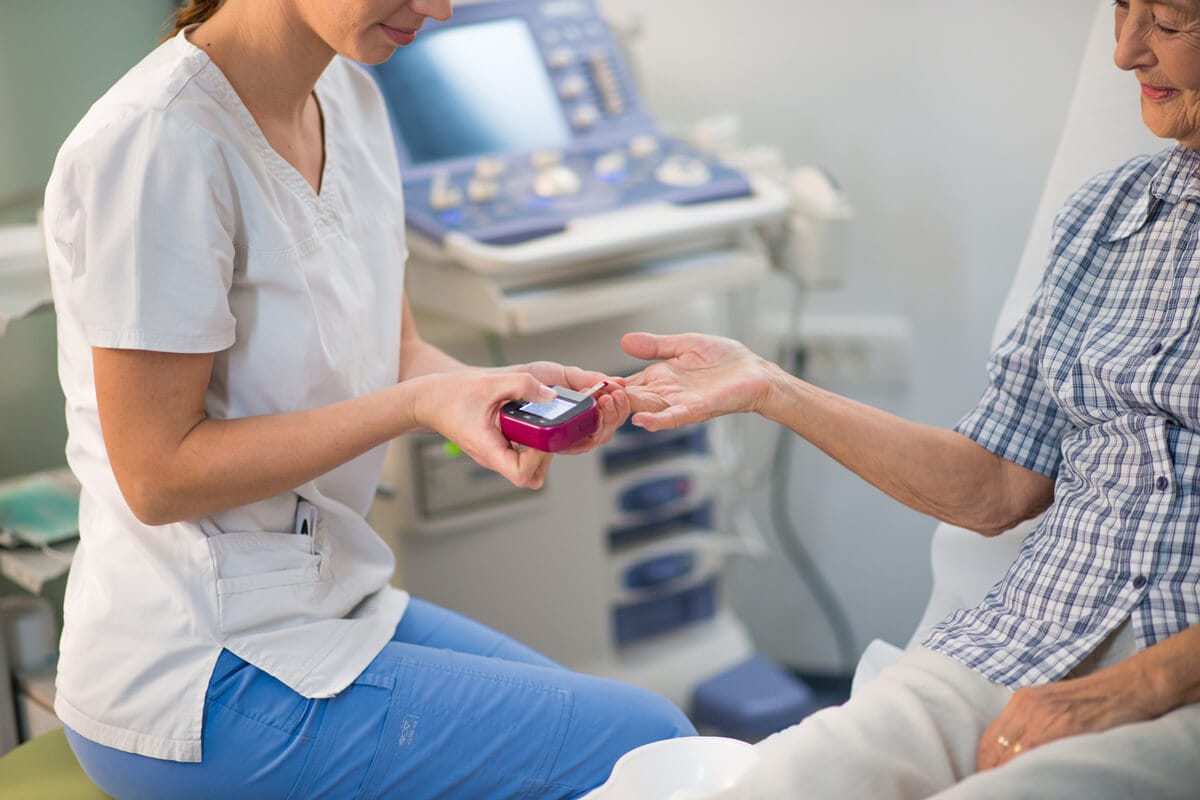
[581,736,760,800]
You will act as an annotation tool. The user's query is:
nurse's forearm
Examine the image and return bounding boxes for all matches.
[758,365,1053,535]
[117,381,427,526]
[93,345,435,525]
[398,334,468,381]
[397,294,468,381]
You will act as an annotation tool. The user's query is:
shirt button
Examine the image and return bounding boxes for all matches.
[1156,476,1170,491]
[1132,575,1148,589]
[1151,343,1164,356]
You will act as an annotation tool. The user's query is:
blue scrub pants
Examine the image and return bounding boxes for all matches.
[66,598,695,799]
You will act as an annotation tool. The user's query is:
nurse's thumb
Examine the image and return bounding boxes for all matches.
[508,372,556,403]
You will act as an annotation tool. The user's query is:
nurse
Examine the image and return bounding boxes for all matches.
[42,0,693,797]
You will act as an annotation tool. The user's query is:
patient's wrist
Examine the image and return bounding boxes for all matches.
[754,360,799,421]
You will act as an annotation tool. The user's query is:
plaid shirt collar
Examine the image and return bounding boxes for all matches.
[1106,144,1200,243]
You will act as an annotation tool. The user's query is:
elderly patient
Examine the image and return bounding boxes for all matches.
[620,2,1200,798]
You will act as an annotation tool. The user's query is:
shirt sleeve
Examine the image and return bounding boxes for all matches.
[49,109,237,353]
[954,224,1073,478]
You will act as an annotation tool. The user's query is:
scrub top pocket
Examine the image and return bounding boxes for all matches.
[208,530,326,635]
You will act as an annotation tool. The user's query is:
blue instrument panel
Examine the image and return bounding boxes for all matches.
[369,0,754,247]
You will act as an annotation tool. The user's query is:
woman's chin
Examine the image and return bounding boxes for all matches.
[1140,107,1197,146]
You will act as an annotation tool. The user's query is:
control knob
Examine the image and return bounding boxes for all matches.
[532,165,583,198]
[629,135,660,160]
[474,157,508,180]
[654,155,712,188]
[429,172,463,210]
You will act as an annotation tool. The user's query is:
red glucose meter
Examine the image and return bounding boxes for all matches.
[500,382,606,452]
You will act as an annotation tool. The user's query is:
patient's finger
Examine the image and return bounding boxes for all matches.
[623,386,669,414]
[621,332,702,362]
[631,404,697,432]
[622,369,650,389]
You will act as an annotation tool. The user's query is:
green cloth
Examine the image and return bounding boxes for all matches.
[0,728,111,799]
[0,478,80,548]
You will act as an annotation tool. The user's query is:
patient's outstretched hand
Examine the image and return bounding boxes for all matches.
[621,332,776,431]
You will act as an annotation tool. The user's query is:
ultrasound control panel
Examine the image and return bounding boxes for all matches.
[369,0,755,247]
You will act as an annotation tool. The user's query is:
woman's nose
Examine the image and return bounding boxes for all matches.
[1114,9,1155,72]
[413,0,452,23]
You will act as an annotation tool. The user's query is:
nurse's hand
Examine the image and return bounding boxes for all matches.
[411,370,560,489]
[622,332,777,431]
[501,361,630,454]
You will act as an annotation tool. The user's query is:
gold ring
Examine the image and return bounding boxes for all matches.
[996,735,1011,749]
[1012,743,1023,754]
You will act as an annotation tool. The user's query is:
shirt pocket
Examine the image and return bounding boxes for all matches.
[206,529,325,635]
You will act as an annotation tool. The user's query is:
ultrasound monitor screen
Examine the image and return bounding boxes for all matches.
[373,18,571,165]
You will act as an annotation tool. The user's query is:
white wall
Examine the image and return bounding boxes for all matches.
[0,0,175,218]
[0,0,173,479]
[598,0,1103,671]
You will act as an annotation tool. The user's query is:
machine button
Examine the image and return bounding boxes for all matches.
[474,157,508,180]
[624,553,697,590]
[530,149,564,169]
[571,104,600,129]
[629,135,660,159]
[467,178,499,203]
[619,476,693,512]
[559,73,588,100]
[532,165,583,198]
[594,151,627,181]
[655,155,712,188]
[547,46,575,69]
[587,53,625,113]
[437,207,466,227]
[429,172,463,210]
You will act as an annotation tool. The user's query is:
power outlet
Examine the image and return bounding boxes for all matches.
[766,311,913,387]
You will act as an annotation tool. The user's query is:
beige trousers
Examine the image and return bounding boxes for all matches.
[716,622,1200,800]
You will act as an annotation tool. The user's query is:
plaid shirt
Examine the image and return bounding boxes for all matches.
[924,145,1200,687]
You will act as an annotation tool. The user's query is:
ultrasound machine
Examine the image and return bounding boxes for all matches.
[368,0,790,335]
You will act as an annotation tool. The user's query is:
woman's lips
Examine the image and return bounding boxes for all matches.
[1142,83,1178,100]
[381,23,417,45]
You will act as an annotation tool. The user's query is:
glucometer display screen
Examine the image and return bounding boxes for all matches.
[374,18,571,165]
[519,397,576,421]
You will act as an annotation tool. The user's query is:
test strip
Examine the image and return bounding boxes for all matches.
[582,380,608,398]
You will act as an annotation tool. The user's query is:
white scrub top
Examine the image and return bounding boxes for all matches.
[43,29,409,762]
